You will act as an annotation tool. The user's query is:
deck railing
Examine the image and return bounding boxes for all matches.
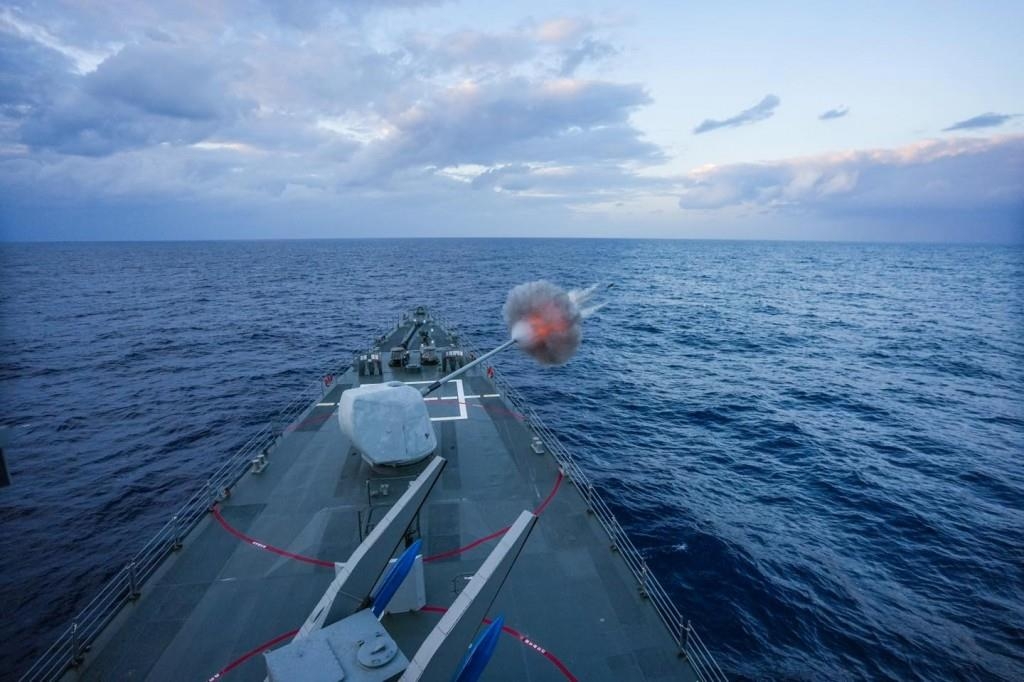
[18,357,358,682]
[438,315,728,682]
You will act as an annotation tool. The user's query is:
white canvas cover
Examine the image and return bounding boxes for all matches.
[338,382,437,466]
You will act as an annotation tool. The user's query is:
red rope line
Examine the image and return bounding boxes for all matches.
[421,605,578,681]
[211,505,335,568]
[212,471,564,566]
[423,470,564,562]
[423,526,510,563]
[533,469,564,515]
[206,628,298,681]
[209,607,576,681]
[206,472,572,680]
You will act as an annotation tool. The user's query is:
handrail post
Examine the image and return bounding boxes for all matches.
[171,514,183,550]
[69,621,83,668]
[127,561,140,601]
[206,480,221,508]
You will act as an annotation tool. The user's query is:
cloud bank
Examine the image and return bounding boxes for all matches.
[0,5,660,221]
[678,135,1024,217]
[0,4,1020,242]
[693,94,780,134]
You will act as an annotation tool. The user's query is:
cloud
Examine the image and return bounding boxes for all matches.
[0,7,110,73]
[693,94,780,134]
[353,78,660,179]
[943,112,1019,132]
[88,43,251,121]
[819,106,849,121]
[0,30,76,117]
[678,135,1024,219]
[259,0,452,29]
[558,38,617,76]
[468,161,670,199]
[401,20,616,77]
[534,17,594,45]
[0,3,663,217]
[402,29,537,72]
[18,42,256,156]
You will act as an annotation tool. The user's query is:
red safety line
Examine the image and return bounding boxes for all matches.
[423,526,511,563]
[209,609,577,681]
[211,471,564,567]
[421,605,578,681]
[423,470,564,562]
[533,469,564,515]
[211,505,335,568]
[206,628,298,681]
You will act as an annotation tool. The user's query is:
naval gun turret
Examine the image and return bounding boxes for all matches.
[339,381,437,467]
[340,284,607,468]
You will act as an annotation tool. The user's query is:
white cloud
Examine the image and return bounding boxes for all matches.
[0,8,112,73]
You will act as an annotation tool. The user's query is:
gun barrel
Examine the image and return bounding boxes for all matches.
[420,338,516,396]
[400,321,423,350]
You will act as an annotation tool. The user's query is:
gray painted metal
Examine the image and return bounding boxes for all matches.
[401,511,537,681]
[266,609,409,682]
[420,338,516,396]
[299,456,447,637]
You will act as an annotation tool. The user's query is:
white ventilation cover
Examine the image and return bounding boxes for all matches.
[338,382,437,466]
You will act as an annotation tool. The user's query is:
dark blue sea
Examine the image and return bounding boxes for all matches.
[1,239,1022,681]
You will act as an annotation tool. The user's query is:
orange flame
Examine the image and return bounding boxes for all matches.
[525,306,569,342]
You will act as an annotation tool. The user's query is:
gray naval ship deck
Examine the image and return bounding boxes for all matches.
[22,309,726,682]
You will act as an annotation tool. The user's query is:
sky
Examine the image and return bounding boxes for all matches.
[0,1,1022,242]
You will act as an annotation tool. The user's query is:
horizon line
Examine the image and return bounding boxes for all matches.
[1,235,1022,246]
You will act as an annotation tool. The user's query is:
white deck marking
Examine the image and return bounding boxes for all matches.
[403,379,469,421]
[456,378,467,419]
[416,392,500,401]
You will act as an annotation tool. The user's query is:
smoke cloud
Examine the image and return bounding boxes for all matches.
[503,280,604,365]
[504,280,581,364]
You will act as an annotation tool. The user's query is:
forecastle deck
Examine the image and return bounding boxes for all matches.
[22,310,722,682]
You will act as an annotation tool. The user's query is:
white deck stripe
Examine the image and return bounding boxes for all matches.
[423,393,500,401]
[456,378,467,420]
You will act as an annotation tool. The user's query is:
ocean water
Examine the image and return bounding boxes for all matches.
[1,239,1022,681]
